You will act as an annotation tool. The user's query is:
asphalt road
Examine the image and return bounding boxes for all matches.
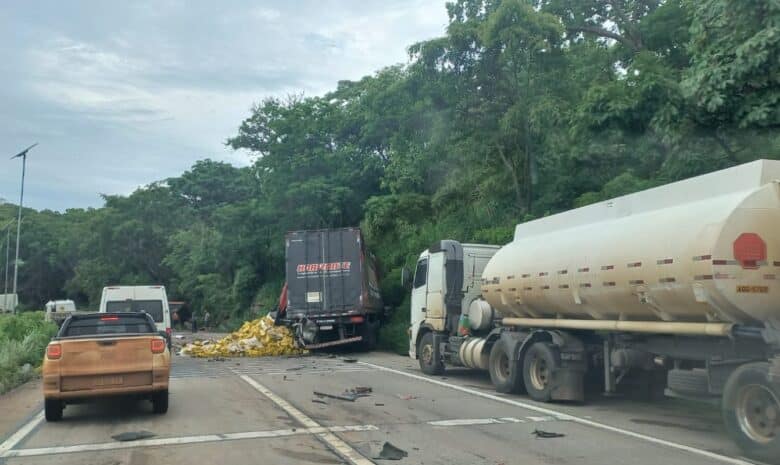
[0,350,765,465]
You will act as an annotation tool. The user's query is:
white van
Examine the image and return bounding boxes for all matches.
[99,286,172,341]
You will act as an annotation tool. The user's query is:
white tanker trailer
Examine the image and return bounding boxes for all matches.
[409,159,780,462]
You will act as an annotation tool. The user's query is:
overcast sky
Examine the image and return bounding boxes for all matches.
[0,1,448,211]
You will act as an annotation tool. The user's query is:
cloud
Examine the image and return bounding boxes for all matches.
[0,0,449,211]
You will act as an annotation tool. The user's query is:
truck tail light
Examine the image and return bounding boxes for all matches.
[350,316,364,323]
[47,343,62,360]
[151,339,166,354]
[100,315,119,321]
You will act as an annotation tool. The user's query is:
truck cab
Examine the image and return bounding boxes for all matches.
[409,241,499,359]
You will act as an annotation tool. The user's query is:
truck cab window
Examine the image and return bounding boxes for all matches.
[413,259,428,288]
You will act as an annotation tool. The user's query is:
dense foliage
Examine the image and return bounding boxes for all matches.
[0,312,57,393]
[1,1,778,349]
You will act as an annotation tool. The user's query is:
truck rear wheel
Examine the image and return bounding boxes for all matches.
[359,321,379,351]
[489,341,523,393]
[44,399,63,422]
[418,332,444,375]
[722,362,780,463]
[523,342,560,402]
[152,390,169,414]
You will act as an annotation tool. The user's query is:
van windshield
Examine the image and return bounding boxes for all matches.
[106,300,164,323]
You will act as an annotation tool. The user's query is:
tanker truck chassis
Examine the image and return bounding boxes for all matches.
[409,160,780,463]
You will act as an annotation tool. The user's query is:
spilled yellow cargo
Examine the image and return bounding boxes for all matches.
[180,316,306,357]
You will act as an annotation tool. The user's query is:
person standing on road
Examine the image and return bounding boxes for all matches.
[204,311,211,331]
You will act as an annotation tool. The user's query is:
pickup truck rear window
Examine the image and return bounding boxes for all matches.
[105,300,164,322]
[63,315,156,337]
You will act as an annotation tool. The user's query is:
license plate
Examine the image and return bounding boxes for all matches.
[319,325,333,330]
[96,375,123,386]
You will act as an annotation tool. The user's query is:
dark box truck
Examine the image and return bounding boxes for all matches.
[281,228,383,349]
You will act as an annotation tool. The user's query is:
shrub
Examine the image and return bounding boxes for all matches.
[0,312,58,394]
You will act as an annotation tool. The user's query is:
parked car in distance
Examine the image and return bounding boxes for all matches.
[99,285,173,345]
[42,312,170,421]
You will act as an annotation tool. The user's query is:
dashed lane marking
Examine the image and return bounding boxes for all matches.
[238,374,375,465]
[0,424,378,458]
[360,361,755,465]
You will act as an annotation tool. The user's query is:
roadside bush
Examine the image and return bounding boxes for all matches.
[0,312,58,394]
[378,294,411,355]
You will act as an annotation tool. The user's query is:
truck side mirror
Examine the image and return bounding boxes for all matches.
[401,266,412,289]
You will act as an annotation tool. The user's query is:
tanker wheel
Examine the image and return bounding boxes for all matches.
[489,341,524,394]
[722,362,780,463]
[418,332,444,375]
[523,342,559,402]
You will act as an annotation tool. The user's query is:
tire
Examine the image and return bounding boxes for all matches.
[359,322,379,352]
[152,390,169,414]
[418,332,444,375]
[722,362,780,463]
[44,399,63,422]
[489,341,524,394]
[523,342,560,402]
[668,368,709,394]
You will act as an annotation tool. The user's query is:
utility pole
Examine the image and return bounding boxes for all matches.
[10,143,37,314]
[2,220,12,313]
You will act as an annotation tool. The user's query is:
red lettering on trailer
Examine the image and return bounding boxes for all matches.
[296,261,352,273]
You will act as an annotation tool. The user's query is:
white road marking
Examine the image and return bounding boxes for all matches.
[360,362,754,465]
[0,410,44,456]
[526,415,559,422]
[0,424,378,458]
[239,374,375,465]
[428,417,524,426]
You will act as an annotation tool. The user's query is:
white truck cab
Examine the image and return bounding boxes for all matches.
[44,300,78,323]
[409,242,499,359]
[99,286,172,339]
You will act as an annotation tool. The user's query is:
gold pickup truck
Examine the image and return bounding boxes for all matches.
[42,312,170,421]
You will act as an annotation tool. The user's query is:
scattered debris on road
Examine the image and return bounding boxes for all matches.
[374,441,408,460]
[314,386,372,402]
[111,431,156,442]
[532,429,565,439]
[397,394,417,400]
[312,398,328,404]
[342,358,358,363]
[180,316,306,357]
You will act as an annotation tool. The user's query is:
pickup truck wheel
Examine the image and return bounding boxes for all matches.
[523,342,560,402]
[418,332,444,375]
[489,341,524,394]
[152,390,169,414]
[44,399,63,422]
[722,362,780,463]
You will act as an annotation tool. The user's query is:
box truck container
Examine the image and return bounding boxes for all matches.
[279,228,383,349]
[409,159,780,462]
